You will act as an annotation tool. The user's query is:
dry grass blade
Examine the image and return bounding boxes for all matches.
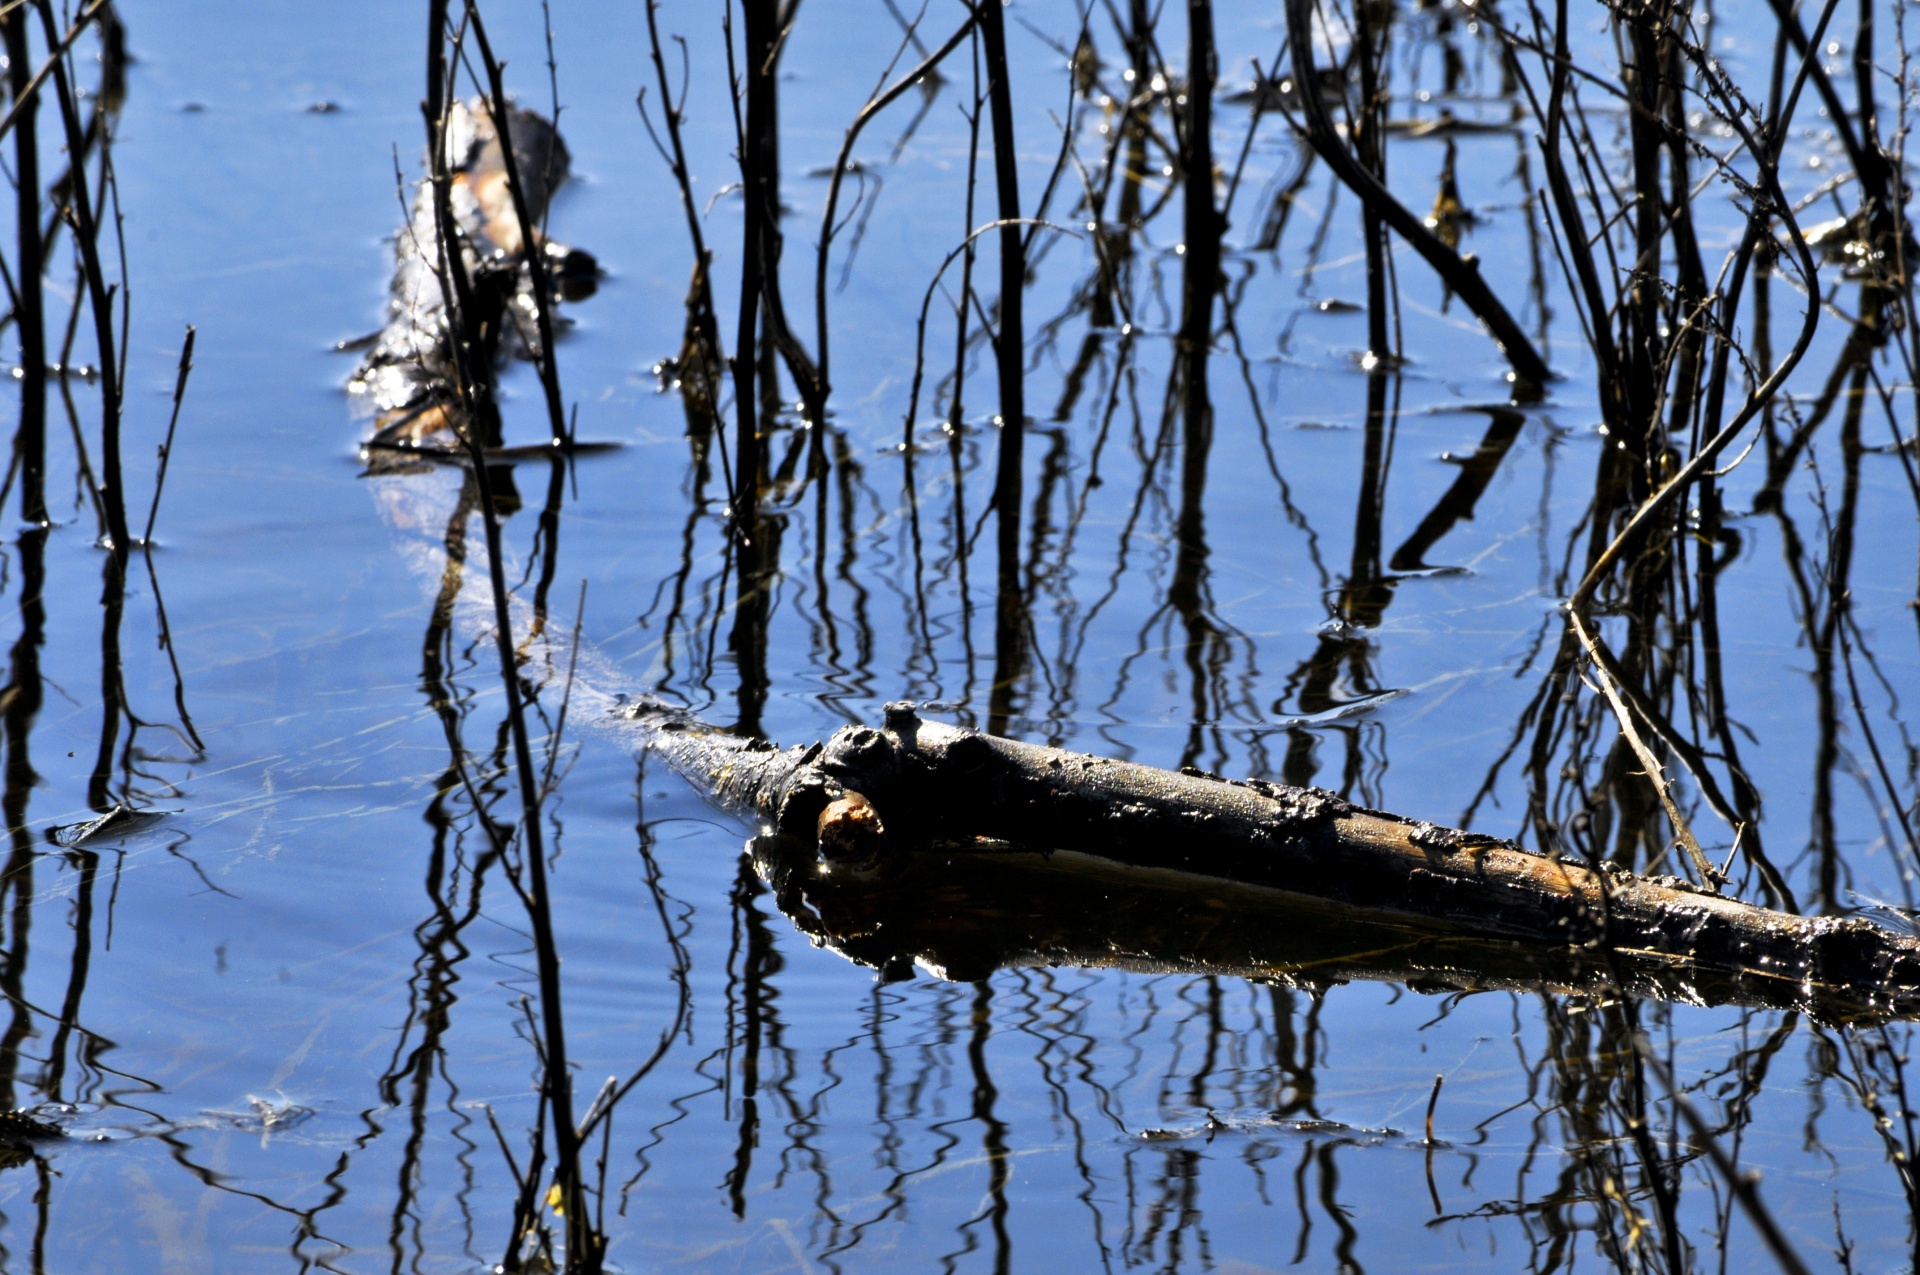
[1570,607,1718,887]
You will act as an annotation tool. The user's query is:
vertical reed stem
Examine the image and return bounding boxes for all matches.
[32,0,122,554]
[979,0,1026,734]
[423,5,591,1265]
[5,5,44,527]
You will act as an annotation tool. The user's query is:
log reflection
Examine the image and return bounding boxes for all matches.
[747,834,1920,1023]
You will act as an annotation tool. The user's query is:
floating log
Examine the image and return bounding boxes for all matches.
[627,698,1920,1022]
[348,98,594,461]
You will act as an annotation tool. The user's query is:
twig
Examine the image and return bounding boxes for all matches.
[0,0,107,151]
[465,1,570,448]
[639,3,735,509]
[729,0,777,532]
[540,579,587,798]
[141,324,193,546]
[2,0,44,528]
[1570,608,1719,887]
[33,0,126,555]
[901,218,1082,461]
[1423,1071,1444,1213]
[814,9,978,390]
[979,0,1027,734]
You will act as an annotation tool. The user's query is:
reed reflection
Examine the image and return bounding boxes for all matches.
[662,0,1912,1263]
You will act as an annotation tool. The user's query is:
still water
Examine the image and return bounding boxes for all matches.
[0,0,1912,1270]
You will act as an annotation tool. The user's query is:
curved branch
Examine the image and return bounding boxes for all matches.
[1284,0,1552,389]
[815,8,979,391]
[900,217,1081,450]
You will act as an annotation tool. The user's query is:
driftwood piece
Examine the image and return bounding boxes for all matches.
[348,98,594,461]
[628,699,1920,1022]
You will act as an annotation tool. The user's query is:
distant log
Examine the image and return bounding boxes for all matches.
[628,698,1920,1023]
[349,98,595,461]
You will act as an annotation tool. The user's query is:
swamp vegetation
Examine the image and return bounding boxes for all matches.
[0,0,1910,1270]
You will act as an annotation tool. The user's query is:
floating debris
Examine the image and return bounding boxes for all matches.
[202,1094,317,1146]
[49,804,170,849]
[1140,1112,1404,1144]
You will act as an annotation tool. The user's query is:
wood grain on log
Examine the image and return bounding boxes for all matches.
[627,698,1920,1022]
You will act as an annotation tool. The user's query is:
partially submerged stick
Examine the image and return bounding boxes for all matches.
[628,699,1920,1022]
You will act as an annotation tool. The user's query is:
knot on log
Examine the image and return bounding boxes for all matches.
[944,732,995,774]
[821,723,902,794]
[774,727,902,869]
[818,791,886,870]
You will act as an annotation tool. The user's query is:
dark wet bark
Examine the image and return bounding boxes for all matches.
[626,700,1920,1023]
